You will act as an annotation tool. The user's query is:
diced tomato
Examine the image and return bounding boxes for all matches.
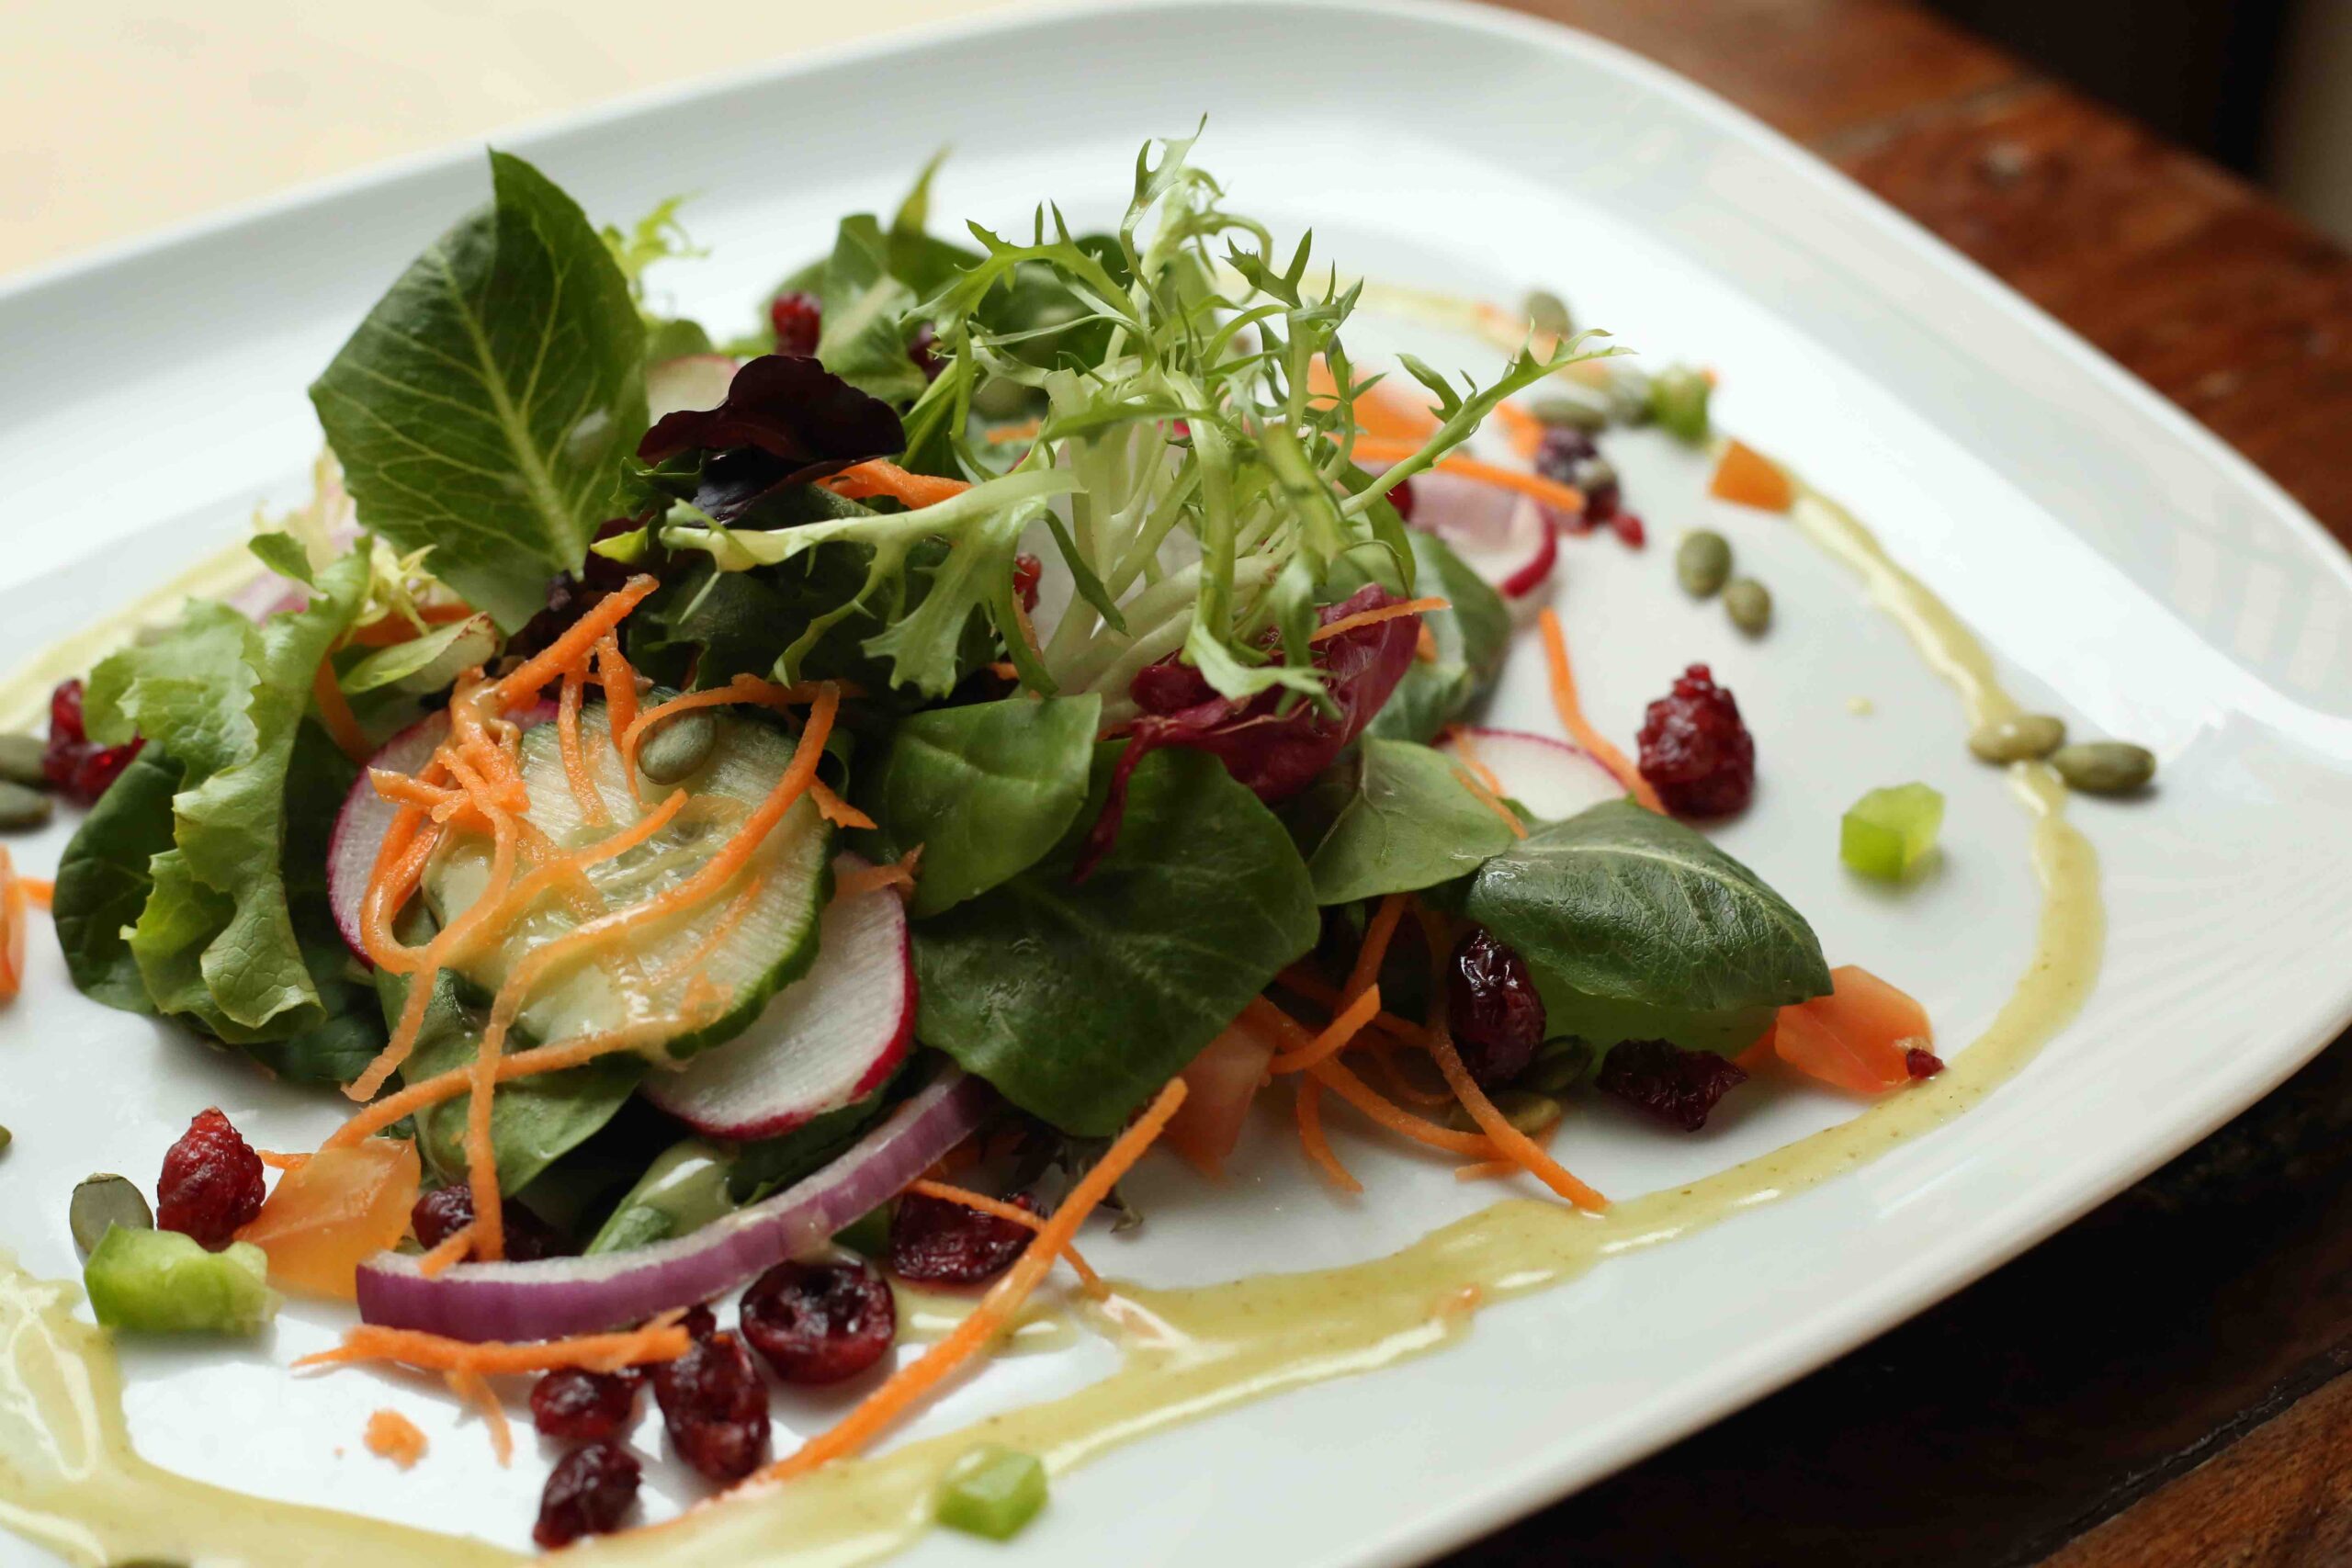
[1707,439,1794,513]
[236,1139,421,1299]
[1771,964,1931,1097]
[1164,1015,1281,1178]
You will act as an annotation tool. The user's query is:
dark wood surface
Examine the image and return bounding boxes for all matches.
[1443,3,2352,1563]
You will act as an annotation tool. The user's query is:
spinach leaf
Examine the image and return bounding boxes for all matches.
[52,746,182,1011]
[812,216,927,404]
[867,694,1102,917]
[1539,987,1780,1061]
[1292,738,1516,906]
[311,151,647,631]
[1464,800,1831,1015]
[1337,529,1508,744]
[912,747,1318,1135]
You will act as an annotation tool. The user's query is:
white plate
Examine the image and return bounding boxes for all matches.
[5,2,2352,1564]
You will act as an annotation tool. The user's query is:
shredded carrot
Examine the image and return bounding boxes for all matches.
[296,1320,691,1377]
[1363,1033,1453,1108]
[906,1180,1103,1294]
[1306,357,1439,441]
[1294,1077,1361,1192]
[836,845,922,901]
[18,877,51,911]
[444,1369,513,1467]
[255,1148,311,1173]
[1308,1055,1499,1158]
[1442,726,1507,800]
[820,460,972,510]
[1276,968,1438,1051]
[1429,1021,1607,1212]
[495,790,687,928]
[416,1224,477,1279]
[363,1408,428,1470]
[1349,437,1586,514]
[1535,608,1664,813]
[747,1079,1187,1489]
[1268,984,1383,1075]
[1451,761,1529,840]
[983,420,1042,445]
[556,668,610,826]
[1708,439,1794,513]
[594,632,639,756]
[368,771,465,814]
[1453,1159,1521,1182]
[1414,625,1439,663]
[311,660,371,766]
[492,575,659,711]
[1732,1023,1779,1075]
[1491,400,1546,459]
[358,807,441,972]
[447,679,531,812]
[1345,893,1409,1004]
[1309,595,1450,645]
[809,779,874,830]
[617,674,817,783]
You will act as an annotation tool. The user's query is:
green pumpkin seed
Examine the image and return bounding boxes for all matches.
[2051,741,2154,795]
[1676,530,1733,598]
[1444,1089,1564,1137]
[71,1174,154,1256]
[969,377,1033,422]
[0,779,52,830]
[636,708,720,784]
[1968,714,2066,763]
[0,1126,10,1155]
[1522,288,1574,340]
[1723,578,1772,635]
[0,734,46,787]
[1607,367,1655,425]
[1530,394,1608,433]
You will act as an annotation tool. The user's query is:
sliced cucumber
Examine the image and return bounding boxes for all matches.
[420,694,830,1062]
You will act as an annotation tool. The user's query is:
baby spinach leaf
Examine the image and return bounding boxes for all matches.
[1292,738,1516,906]
[1539,986,1781,1061]
[311,151,647,631]
[867,694,1102,917]
[53,746,182,1011]
[912,747,1318,1135]
[1338,530,1508,744]
[1464,800,1831,1015]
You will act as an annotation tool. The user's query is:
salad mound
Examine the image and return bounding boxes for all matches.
[21,131,1958,1549]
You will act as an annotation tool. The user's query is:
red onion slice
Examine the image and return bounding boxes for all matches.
[355,1066,992,1341]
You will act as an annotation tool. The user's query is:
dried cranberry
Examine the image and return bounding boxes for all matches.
[1534,428,1625,526]
[49,678,85,744]
[741,1258,897,1384]
[155,1109,265,1251]
[770,290,822,357]
[1636,663,1755,818]
[651,1331,771,1483]
[530,1368,639,1442]
[1905,1047,1946,1079]
[1387,475,1417,523]
[1012,553,1043,615]
[42,680,145,807]
[1532,426,1596,481]
[534,1442,642,1549]
[1597,1039,1749,1131]
[908,322,944,381]
[409,1185,568,1261]
[888,1190,1035,1286]
[1445,930,1545,1089]
[1610,510,1645,548]
[677,1303,718,1340]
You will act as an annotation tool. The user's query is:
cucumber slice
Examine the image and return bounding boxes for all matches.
[420,695,830,1062]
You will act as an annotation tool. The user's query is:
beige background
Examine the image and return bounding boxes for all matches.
[0,0,1036,282]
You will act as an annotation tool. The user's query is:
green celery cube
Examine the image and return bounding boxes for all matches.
[84,1228,279,1335]
[1840,783,1945,880]
[937,1445,1048,1540]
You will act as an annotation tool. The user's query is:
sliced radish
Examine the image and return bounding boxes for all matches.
[640,853,915,1140]
[647,354,741,423]
[1439,727,1625,821]
[1396,470,1558,602]
[1164,1011,1281,1179]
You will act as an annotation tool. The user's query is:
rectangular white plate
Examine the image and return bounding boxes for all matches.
[5,2,2352,1564]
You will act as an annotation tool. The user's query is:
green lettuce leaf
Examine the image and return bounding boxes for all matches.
[311,150,647,631]
[812,216,927,404]
[52,746,183,1011]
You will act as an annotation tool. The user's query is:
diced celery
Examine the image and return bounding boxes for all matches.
[1840,784,1946,880]
[936,1445,1048,1540]
[83,1227,279,1335]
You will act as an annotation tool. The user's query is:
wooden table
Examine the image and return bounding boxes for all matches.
[1437,3,2352,1563]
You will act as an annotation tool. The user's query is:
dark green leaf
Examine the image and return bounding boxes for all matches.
[310,151,647,631]
[1348,530,1508,744]
[53,746,182,1011]
[867,694,1102,917]
[813,216,926,404]
[1464,800,1831,1014]
[912,747,1318,1135]
[1293,738,1516,905]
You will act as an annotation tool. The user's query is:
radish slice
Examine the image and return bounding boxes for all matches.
[1440,727,1625,821]
[641,853,915,1140]
[647,354,741,423]
[355,1066,991,1340]
[1398,470,1559,602]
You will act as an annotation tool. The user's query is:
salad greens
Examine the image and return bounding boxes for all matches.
[1291,737,1519,906]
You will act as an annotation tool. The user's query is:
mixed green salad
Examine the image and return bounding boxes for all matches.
[10,131,1981,1549]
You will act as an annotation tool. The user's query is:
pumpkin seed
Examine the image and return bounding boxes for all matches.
[2051,741,2154,795]
[0,779,52,830]
[1607,367,1655,425]
[1723,578,1773,635]
[1522,288,1575,340]
[637,708,719,784]
[1676,530,1733,598]
[1443,1089,1564,1137]
[970,376,1033,422]
[0,1126,10,1154]
[71,1173,153,1256]
[1531,394,1608,433]
[1968,714,2066,763]
[0,734,46,787]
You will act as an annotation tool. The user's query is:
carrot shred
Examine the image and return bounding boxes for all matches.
[1268,984,1383,1075]
[1363,1033,1453,1108]
[1308,1055,1498,1157]
[594,632,639,756]
[1306,357,1439,441]
[444,1369,513,1466]
[18,877,51,911]
[836,845,922,901]
[820,460,972,510]
[1450,761,1528,840]
[416,1224,477,1280]
[1442,726,1508,801]
[492,575,659,711]
[369,772,465,814]
[1274,969,1443,1055]
[296,1320,692,1377]
[1349,437,1586,514]
[1344,893,1410,1004]
[1294,1077,1361,1192]
[1308,596,1450,645]
[1708,439,1794,513]
[358,807,441,972]
[905,1180,1104,1295]
[617,674,818,783]
[1534,608,1664,813]
[1414,625,1439,663]
[363,1408,428,1470]
[1491,400,1546,459]
[1453,1159,1521,1182]
[495,790,688,929]
[311,660,371,766]
[254,1148,311,1173]
[983,420,1042,445]
[1429,1021,1608,1212]
[556,668,610,826]
[746,1079,1187,1488]
[809,779,874,830]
